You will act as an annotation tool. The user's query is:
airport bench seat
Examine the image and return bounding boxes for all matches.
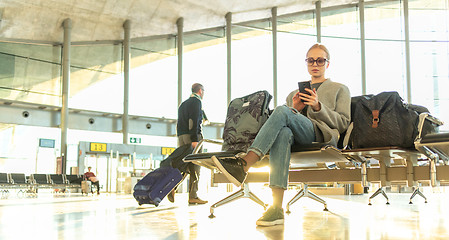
[184,140,360,216]
[65,174,83,188]
[0,173,9,185]
[184,113,448,217]
[0,173,12,197]
[9,173,29,186]
[49,174,66,185]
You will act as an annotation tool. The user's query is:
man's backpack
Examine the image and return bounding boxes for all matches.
[350,91,437,149]
[222,90,272,151]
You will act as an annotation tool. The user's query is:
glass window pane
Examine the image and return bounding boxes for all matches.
[0,125,60,174]
[183,29,227,123]
[231,24,273,101]
[129,37,177,119]
[365,1,404,40]
[277,12,316,35]
[365,1,406,96]
[365,41,406,95]
[322,5,362,96]
[0,42,61,106]
[277,33,316,105]
[322,6,360,39]
[323,39,362,96]
[409,0,449,41]
[409,0,449,131]
[69,44,123,113]
[277,12,316,106]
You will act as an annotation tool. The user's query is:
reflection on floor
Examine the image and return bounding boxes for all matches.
[1,187,449,240]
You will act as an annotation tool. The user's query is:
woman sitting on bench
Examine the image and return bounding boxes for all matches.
[212,43,351,226]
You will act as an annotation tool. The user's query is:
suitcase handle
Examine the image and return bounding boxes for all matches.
[160,178,176,193]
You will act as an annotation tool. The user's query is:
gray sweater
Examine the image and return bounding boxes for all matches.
[286,79,351,146]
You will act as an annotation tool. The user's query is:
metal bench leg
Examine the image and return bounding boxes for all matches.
[248,191,268,209]
[286,188,305,213]
[307,190,328,211]
[368,187,389,205]
[409,187,427,204]
[286,184,328,213]
[209,183,267,218]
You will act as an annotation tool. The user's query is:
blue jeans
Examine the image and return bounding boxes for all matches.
[248,105,315,189]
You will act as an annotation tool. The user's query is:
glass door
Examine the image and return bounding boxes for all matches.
[116,154,133,193]
[83,154,115,193]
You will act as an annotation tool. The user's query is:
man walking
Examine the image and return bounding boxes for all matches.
[168,83,208,205]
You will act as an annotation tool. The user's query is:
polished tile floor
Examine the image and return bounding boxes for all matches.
[1,186,449,240]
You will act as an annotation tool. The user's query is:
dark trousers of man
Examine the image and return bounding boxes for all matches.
[177,134,202,199]
[90,180,100,193]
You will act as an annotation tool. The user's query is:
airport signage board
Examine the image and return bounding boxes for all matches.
[90,142,107,152]
[130,137,141,144]
[39,138,55,148]
[161,147,175,155]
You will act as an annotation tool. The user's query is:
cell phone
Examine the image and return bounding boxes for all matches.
[298,81,312,95]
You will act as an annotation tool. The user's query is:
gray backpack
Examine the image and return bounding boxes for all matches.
[222,90,272,151]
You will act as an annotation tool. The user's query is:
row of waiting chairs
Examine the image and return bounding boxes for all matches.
[0,173,84,197]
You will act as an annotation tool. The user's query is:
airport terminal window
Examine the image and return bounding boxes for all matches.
[408,0,449,131]
[364,1,407,97]
[0,42,61,106]
[321,5,362,96]
[277,12,316,106]
[0,125,60,174]
[69,44,123,113]
[129,37,178,119]
[231,24,273,102]
[183,29,227,123]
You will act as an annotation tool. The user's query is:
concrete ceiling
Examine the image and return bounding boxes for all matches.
[0,0,356,42]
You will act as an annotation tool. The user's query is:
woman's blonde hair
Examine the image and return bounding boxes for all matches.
[306,43,330,60]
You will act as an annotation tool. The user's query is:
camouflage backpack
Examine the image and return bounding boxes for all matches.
[222,90,272,151]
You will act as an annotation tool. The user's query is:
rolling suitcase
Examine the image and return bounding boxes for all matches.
[81,180,92,194]
[133,167,183,206]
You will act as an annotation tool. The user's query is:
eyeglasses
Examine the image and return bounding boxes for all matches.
[305,57,328,66]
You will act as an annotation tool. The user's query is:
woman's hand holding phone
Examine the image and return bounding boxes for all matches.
[298,81,312,103]
[297,81,321,111]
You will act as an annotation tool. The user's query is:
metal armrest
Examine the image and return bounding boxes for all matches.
[184,150,243,170]
[342,123,353,150]
[416,112,444,140]
[193,139,223,154]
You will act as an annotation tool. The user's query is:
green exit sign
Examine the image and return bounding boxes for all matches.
[129,137,141,144]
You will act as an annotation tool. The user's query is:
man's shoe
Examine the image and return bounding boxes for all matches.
[167,190,175,203]
[188,197,208,204]
[211,155,247,187]
[256,206,284,226]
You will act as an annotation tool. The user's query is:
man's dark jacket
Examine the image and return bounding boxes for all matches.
[177,96,202,142]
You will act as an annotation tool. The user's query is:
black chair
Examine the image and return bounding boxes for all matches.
[49,174,69,193]
[30,174,51,187]
[66,174,83,185]
[49,174,66,185]
[9,173,34,197]
[0,173,12,197]
[65,174,83,192]
[10,173,28,185]
[0,173,9,184]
